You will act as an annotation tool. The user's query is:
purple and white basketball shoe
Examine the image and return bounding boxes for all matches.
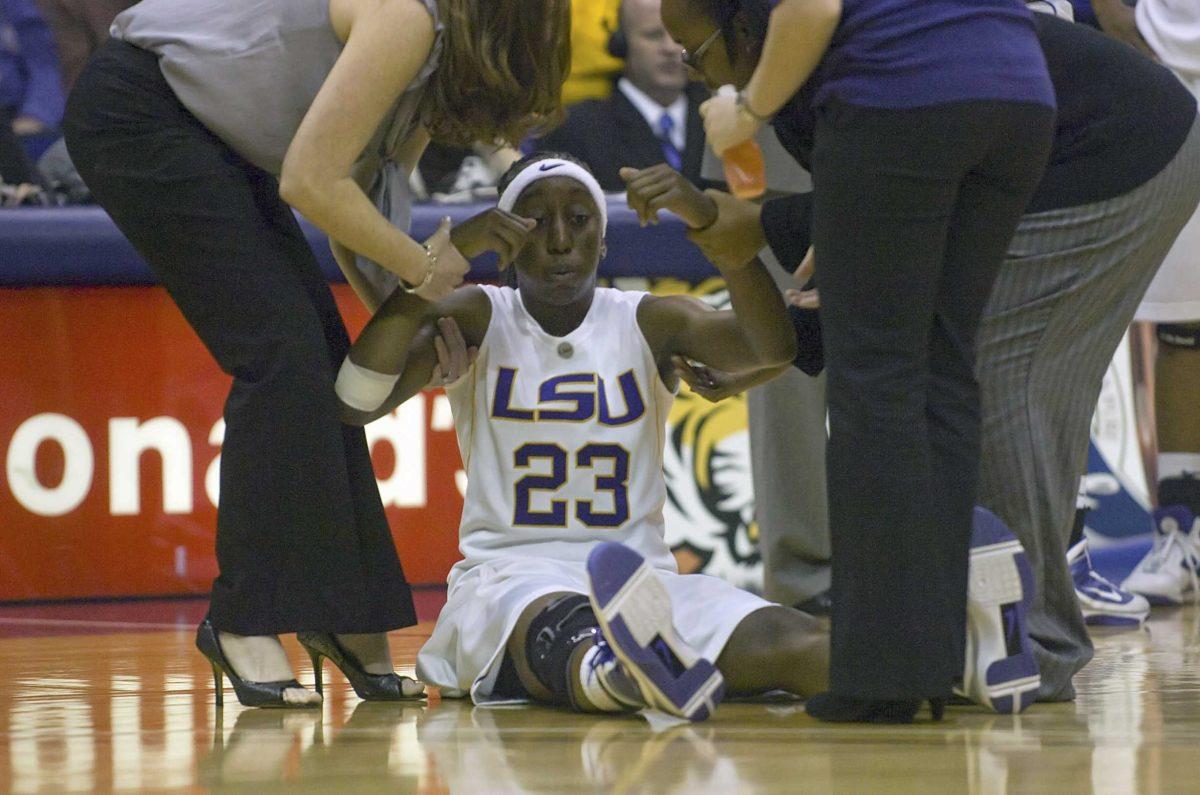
[586,542,725,722]
[1068,538,1149,627]
[959,507,1041,714]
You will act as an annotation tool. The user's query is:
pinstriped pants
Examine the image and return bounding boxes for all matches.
[977,117,1200,700]
[753,116,1200,700]
[750,251,831,607]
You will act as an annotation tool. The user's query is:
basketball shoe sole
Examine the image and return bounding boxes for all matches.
[586,542,725,722]
[960,507,1041,714]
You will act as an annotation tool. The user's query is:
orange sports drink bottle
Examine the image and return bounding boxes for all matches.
[721,139,766,199]
[716,86,766,199]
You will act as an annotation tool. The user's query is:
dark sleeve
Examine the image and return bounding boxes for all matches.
[1028,12,1198,212]
[759,192,822,373]
[760,192,813,274]
[789,305,824,376]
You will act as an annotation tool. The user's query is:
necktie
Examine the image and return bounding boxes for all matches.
[658,112,683,171]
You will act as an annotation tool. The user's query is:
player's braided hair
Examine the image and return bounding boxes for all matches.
[497,152,597,289]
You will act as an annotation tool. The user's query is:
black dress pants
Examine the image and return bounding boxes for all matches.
[63,39,416,635]
[811,99,1055,698]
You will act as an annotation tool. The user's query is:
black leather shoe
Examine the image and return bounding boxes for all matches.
[795,589,832,617]
[195,619,316,709]
[297,632,425,701]
[804,691,945,723]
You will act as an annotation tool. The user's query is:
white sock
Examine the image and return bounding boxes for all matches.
[577,645,640,713]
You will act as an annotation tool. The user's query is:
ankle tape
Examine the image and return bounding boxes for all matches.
[524,594,600,705]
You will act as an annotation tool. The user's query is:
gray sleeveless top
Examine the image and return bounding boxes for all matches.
[112,0,444,297]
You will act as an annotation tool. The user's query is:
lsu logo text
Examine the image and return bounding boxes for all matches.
[490,367,646,425]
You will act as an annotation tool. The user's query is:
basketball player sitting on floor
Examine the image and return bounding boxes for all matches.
[333,153,829,722]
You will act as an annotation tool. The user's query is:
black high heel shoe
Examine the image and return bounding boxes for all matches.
[804,692,947,724]
[196,619,317,709]
[296,632,426,701]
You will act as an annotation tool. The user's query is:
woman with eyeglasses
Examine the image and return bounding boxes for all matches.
[657,0,1056,723]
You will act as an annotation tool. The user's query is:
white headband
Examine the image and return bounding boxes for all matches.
[497,158,608,232]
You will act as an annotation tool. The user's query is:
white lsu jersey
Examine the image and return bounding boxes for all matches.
[443,285,678,580]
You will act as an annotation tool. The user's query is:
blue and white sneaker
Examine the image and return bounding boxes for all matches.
[959,507,1041,714]
[1122,506,1200,606]
[586,542,725,722]
[576,635,644,713]
[1068,538,1149,627]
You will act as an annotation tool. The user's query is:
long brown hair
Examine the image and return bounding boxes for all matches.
[423,0,571,147]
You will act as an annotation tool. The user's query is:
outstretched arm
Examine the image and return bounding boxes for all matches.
[672,356,792,402]
[622,166,796,371]
[336,204,531,423]
[662,293,824,403]
[336,285,490,426]
[638,256,798,374]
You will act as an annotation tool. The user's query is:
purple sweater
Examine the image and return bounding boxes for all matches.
[772,0,1055,110]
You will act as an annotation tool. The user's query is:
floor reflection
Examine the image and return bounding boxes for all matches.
[418,704,739,794]
[190,696,1178,795]
[199,702,427,793]
[1,608,1198,794]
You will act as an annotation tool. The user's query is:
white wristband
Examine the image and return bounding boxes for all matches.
[336,357,401,412]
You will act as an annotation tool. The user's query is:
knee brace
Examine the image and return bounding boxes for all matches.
[1157,323,1200,350]
[524,594,601,704]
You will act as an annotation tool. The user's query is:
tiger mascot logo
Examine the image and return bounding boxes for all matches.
[644,277,764,591]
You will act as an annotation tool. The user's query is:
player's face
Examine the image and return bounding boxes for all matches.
[511,178,603,306]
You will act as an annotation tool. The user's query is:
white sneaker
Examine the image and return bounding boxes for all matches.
[1067,538,1150,627]
[1121,506,1200,606]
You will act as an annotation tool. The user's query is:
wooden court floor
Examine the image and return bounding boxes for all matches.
[0,607,1197,794]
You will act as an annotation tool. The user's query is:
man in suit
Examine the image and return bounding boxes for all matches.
[536,0,706,191]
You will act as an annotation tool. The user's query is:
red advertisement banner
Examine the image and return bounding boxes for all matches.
[1,285,465,601]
